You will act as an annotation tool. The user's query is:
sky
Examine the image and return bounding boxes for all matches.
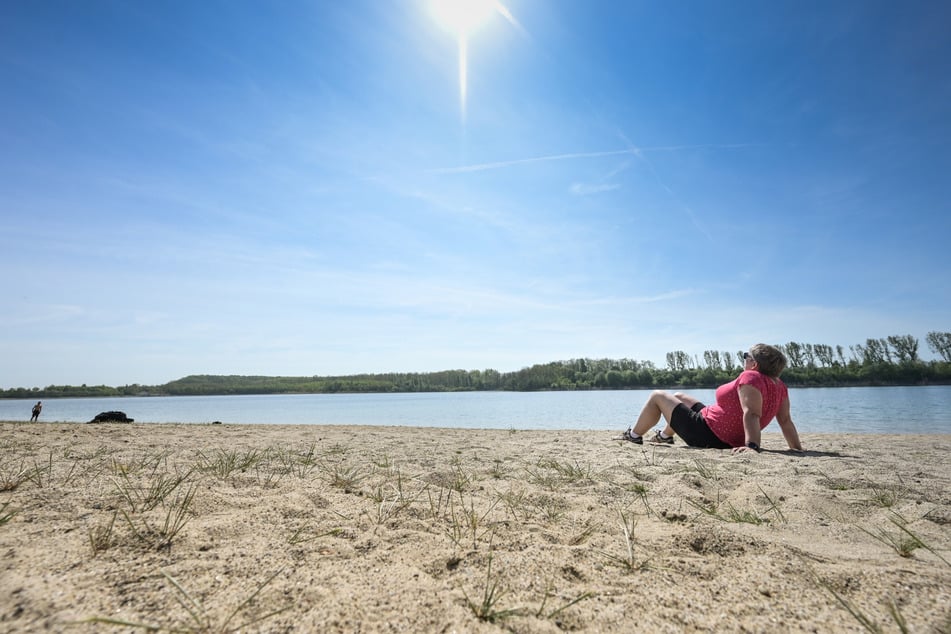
[2,0,950,388]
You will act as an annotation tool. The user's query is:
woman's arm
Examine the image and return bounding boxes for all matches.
[775,397,803,451]
[736,384,762,452]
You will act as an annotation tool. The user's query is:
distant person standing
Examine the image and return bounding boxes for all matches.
[30,401,42,422]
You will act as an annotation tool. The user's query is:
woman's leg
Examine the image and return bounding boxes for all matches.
[631,390,686,437]
[673,391,702,409]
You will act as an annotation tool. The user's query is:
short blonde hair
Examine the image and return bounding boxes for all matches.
[750,343,787,378]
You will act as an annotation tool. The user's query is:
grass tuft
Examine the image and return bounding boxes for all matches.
[195,449,263,479]
[326,463,365,491]
[597,507,649,572]
[89,511,118,555]
[0,463,29,492]
[462,553,521,623]
[121,485,197,550]
[687,490,773,525]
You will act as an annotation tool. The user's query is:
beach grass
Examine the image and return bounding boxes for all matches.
[0,423,949,632]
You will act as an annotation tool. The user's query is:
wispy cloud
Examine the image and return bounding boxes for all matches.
[572,289,701,307]
[569,182,620,195]
[570,158,631,196]
[0,303,86,329]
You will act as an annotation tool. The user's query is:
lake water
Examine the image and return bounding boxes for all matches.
[2,386,950,434]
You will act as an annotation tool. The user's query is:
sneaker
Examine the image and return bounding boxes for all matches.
[648,430,674,445]
[614,429,643,444]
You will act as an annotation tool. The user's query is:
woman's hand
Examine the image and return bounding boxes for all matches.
[732,441,761,454]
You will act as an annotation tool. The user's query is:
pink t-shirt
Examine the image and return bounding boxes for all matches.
[700,370,788,447]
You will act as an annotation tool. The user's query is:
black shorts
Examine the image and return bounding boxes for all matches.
[669,402,731,449]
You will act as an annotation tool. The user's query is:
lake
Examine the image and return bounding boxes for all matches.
[2,386,950,434]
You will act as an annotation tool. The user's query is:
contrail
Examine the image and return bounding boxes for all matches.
[430,143,760,174]
[430,149,636,174]
[622,135,724,242]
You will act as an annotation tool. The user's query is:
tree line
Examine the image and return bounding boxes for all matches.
[2,332,949,399]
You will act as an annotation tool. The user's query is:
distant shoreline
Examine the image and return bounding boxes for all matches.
[3,353,950,399]
[4,379,951,400]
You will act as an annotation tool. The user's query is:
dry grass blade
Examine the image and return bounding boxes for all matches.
[885,514,949,565]
[0,501,16,527]
[81,568,290,633]
[597,507,649,572]
[0,463,29,492]
[218,568,289,631]
[163,571,207,629]
[857,516,923,559]
[88,511,118,555]
[156,485,197,549]
[25,452,55,488]
[462,553,521,623]
[544,591,596,620]
[816,576,885,633]
[803,557,910,634]
[76,615,161,631]
[534,580,596,620]
[288,526,343,545]
[757,485,786,523]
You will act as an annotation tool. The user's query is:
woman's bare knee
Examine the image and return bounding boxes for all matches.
[673,392,701,407]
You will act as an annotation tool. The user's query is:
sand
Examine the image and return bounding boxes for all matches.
[0,422,949,633]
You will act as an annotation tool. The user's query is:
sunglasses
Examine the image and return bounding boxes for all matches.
[743,352,755,362]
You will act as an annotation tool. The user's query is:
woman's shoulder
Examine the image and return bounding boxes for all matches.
[748,371,788,392]
[737,370,783,388]
[736,370,763,383]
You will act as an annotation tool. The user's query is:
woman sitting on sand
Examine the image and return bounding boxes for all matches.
[618,343,803,453]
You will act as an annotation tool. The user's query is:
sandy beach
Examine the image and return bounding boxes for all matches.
[1,422,948,633]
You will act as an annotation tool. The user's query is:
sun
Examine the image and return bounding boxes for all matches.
[429,0,503,121]
[430,0,498,36]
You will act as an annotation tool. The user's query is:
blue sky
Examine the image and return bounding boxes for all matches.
[2,0,949,387]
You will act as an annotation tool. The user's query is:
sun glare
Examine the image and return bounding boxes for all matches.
[430,0,497,35]
[430,0,503,122]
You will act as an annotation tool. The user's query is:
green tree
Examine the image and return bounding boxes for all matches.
[802,344,817,368]
[887,335,920,363]
[784,342,805,368]
[722,351,737,372]
[666,350,692,372]
[702,350,722,371]
[861,338,891,365]
[814,344,834,367]
[926,331,951,362]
